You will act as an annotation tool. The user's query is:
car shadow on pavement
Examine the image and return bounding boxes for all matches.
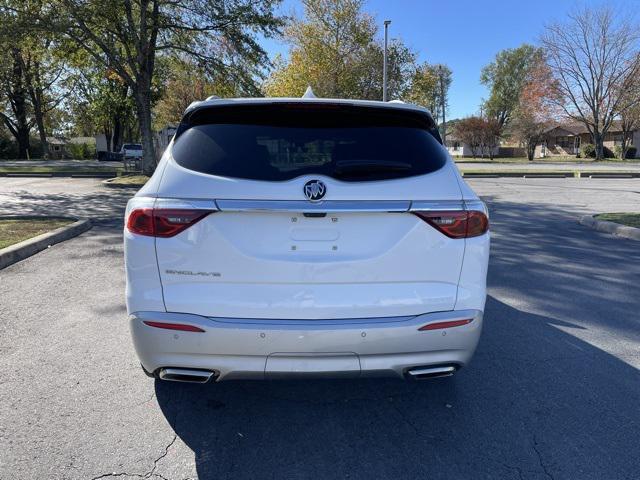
[154,295,640,480]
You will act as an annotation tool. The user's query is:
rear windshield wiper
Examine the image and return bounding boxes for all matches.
[334,160,412,175]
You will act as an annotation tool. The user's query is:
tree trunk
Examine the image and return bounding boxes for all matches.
[526,140,535,161]
[33,104,48,159]
[134,89,157,175]
[593,130,604,160]
[16,123,30,159]
[112,115,122,152]
[10,49,31,158]
[26,62,48,159]
[103,125,112,152]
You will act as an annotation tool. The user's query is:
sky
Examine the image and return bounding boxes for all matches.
[261,0,636,119]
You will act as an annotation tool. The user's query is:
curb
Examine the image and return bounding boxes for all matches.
[460,170,640,178]
[102,177,144,189]
[0,217,92,270]
[578,215,640,241]
[0,171,118,178]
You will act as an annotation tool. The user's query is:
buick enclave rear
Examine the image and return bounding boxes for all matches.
[124,97,489,383]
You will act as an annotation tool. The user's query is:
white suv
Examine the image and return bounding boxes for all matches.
[124,97,489,383]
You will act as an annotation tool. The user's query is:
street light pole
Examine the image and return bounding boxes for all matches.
[383,20,391,102]
[438,65,446,143]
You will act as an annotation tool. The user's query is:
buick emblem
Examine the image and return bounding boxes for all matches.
[303,180,326,202]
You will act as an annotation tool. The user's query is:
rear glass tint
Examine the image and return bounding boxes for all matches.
[172,104,447,182]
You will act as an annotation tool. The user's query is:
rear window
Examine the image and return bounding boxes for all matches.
[124,144,142,150]
[172,104,447,182]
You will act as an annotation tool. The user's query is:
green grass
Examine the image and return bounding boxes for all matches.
[0,218,73,249]
[106,175,149,186]
[594,213,640,229]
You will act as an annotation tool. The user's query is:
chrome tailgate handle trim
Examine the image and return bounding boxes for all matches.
[409,200,465,211]
[215,199,411,213]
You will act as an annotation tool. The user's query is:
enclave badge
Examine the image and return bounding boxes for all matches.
[303,180,326,202]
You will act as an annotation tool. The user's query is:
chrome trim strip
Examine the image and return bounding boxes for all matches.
[151,198,484,214]
[215,199,411,213]
[409,200,465,212]
[464,200,488,215]
[154,198,218,210]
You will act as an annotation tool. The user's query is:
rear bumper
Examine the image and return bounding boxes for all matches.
[130,309,483,381]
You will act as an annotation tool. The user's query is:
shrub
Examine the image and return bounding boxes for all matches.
[581,143,596,158]
[0,136,18,159]
[614,145,624,159]
[614,145,638,160]
[66,142,96,159]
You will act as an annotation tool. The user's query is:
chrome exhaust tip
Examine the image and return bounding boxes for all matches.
[158,368,216,383]
[406,365,456,380]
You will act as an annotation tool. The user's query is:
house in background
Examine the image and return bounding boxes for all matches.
[46,137,66,159]
[535,121,640,158]
[46,136,96,159]
[445,133,500,158]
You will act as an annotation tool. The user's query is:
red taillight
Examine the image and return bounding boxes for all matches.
[418,319,473,331]
[127,208,214,237]
[143,321,205,332]
[413,210,488,238]
[127,208,154,236]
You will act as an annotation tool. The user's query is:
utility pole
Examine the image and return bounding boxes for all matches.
[383,20,391,102]
[438,65,446,143]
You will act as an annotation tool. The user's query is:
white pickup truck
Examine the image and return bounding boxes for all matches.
[120,143,143,159]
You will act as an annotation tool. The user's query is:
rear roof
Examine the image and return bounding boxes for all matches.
[183,97,435,123]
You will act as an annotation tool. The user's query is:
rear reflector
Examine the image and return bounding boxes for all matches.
[418,319,473,331]
[143,321,205,333]
[413,210,488,238]
[127,208,214,238]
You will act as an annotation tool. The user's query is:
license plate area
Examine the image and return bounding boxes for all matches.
[265,352,361,379]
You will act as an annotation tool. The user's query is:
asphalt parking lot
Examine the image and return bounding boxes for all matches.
[1,177,639,479]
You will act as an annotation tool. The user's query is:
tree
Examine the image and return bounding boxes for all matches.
[406,63,452,138]
[20,38,71,157]
[617,72,640,159]
[405,62,452,141]
[0,3,74,158]
[620,104,640,160]
[70,65,137,152]
[541,6,640,160]
[510,55,558,160]
[154,57,241,128]
[3,0,284,173]
[264,0,415,100]
[477,117,501,160]
[453,116,500,159]
[481,44,542,129]
[0,47,32,157]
